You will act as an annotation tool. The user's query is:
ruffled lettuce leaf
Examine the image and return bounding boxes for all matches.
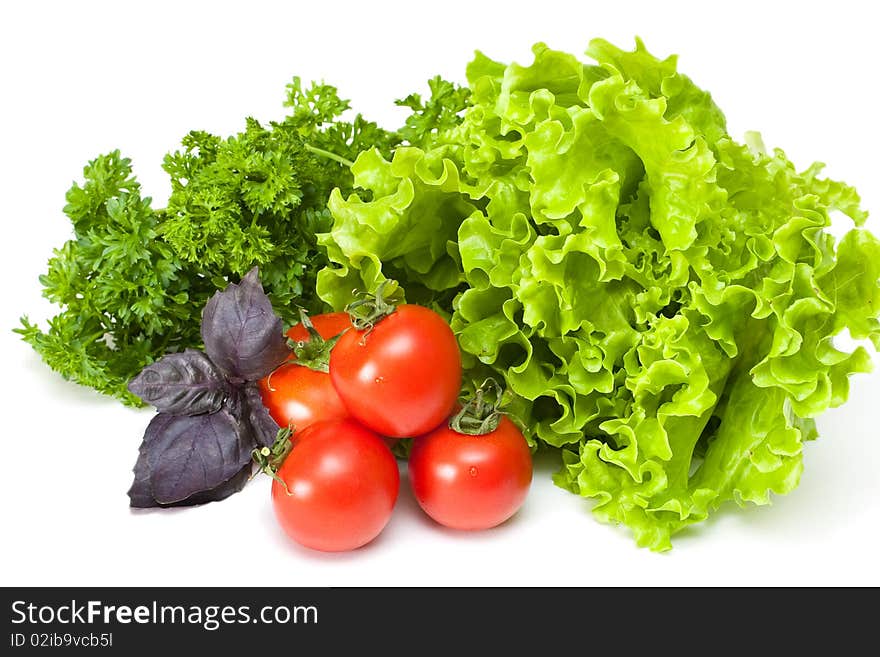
[316,40,879,550]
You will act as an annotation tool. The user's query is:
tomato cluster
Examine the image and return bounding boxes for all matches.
[259,301,532,552]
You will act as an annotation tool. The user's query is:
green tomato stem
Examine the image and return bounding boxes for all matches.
[286,309,345,373]
[449,378,504,436]
[345,280,401,332]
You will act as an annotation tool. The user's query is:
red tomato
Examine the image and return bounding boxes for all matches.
[330,305,461,438]
[259,312,352,430]
[408,416,532,530]
[271,419,400,552]
[258,364,349,431]
[285,311,351,347]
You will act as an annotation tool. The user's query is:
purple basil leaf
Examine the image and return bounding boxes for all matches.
[127,349,228,415]
[144,410,254,505]
[173,463,252,506]
[128,453,251,508]
[224,384,279,449]
[242,382,281,448]
[200,267,290,381]
[128,439,155,508]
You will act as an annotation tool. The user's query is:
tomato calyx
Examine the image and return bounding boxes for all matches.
[449,378,505,436]
[345,280,403,332]
[282,309,345,374]
[252,426,295,493]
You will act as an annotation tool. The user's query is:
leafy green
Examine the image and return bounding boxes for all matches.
[317,40,880,549]
[19,151,194,406]
[19,76,467,404]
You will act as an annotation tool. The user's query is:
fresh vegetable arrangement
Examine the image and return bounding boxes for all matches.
[19,38,880,551]
[127,268,517,549]
[16,78,467,405]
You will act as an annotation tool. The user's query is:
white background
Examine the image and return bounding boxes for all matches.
[2,0,878,586]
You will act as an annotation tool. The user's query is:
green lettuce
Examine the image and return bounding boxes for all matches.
[317,39,880,550]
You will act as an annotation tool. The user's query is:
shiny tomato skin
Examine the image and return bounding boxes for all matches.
[258,364,349,431]
[258,312,352,430]
[272,419,400,552]
[408,416,532,530]
[285,312,352,346]
[329,305,461,438]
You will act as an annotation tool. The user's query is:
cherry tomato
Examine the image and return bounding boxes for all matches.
[285,311,351,347]
[330,305,461,438]
[271,419,400,552]
[258,364,349,431]
[258,312,352,430]
[408,416,532,530]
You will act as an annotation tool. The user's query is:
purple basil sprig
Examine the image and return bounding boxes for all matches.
[126,267,290,508]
